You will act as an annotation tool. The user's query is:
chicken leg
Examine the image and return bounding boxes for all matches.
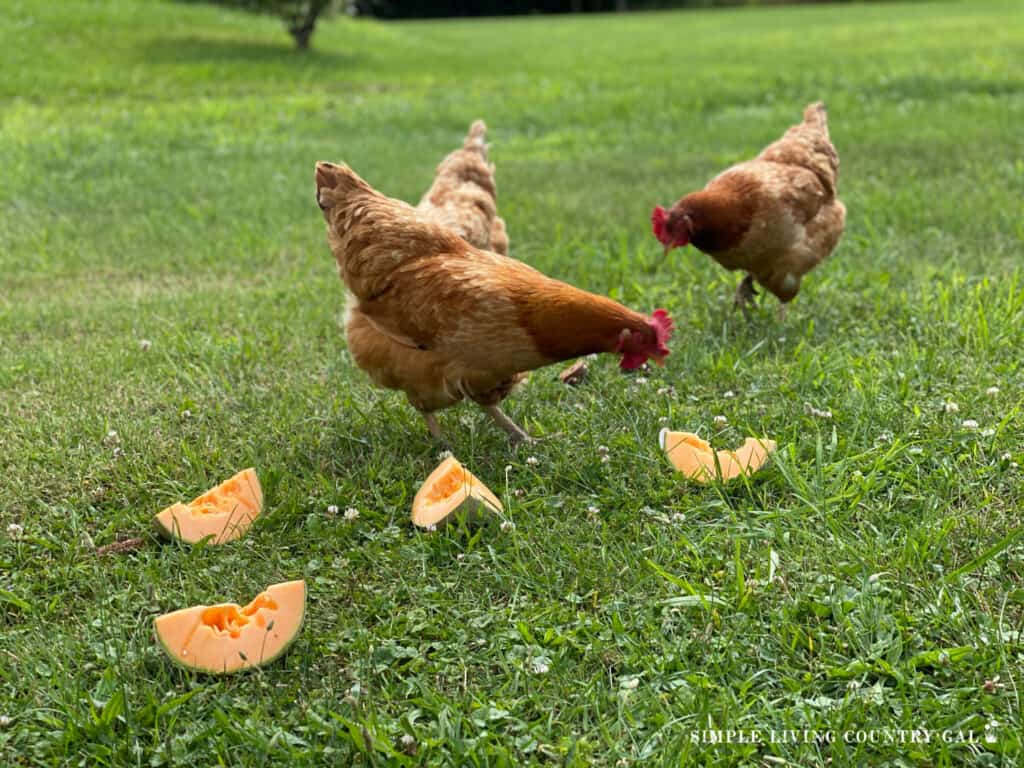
[483,404,533,445]
[422,412,447,443]
[733,274,758,316]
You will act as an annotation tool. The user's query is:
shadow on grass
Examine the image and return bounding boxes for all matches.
[141,35,360,68]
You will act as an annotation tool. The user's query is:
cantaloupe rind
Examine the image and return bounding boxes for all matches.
[153,468,263,545]
[660,429,776,483]
[411,456,503,529]
[154,580,305,675]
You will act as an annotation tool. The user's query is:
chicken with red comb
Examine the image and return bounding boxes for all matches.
[653,102,845,319]
[315,160,674,445]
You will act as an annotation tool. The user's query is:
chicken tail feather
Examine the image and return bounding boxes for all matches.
[465,119,488,150]
[802,101,829,138]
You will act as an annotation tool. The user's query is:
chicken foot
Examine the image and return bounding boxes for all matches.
[483,404,534,445]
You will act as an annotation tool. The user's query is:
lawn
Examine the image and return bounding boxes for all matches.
[2,0,1023,764]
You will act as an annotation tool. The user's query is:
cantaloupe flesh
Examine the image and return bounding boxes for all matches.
[660,430,776,483]
[154,580,305,675]
[154,468,262,544]
[411,456,503,529]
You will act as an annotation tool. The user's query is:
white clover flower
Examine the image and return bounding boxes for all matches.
[326,505,339,515]
[400,734,416,750]
[714,415,728,426]
[597,445,609,454]
[944,401,960,414]
[635,376,648,385]
[139,339,152,351]
[671,512,686,524]
[504,464,513,473]
[6,524,23,540]
[723,390,736,399]
[530,658,550,674]
[620,677,640,690]
[525,456,539,466]
[513,488,525,497]
[981,428,996,438]
[500,520,516,532]
[907,446,924,455]
[438,450,453,460]
[1001,452,1012,461]
[961,419,979,430]
[658,416,669,423]
[456,553,465,561]
[426,524,437,532]
[986,386,1000,397]
[804,403,832,420]
[587,505,600,515]
[343,507,360,522]
[876,432,892,444]
[600,455,611,464]
[0,715,10,727]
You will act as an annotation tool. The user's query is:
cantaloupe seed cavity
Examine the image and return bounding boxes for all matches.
[201,595,278,638]
[427,465,470,504]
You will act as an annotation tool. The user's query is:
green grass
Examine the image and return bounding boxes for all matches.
[2,0,1023,764]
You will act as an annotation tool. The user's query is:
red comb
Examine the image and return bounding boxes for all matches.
[650,308,674,355]
[651,206,668,242]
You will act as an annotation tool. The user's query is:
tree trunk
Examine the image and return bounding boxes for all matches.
[288,0,330,51]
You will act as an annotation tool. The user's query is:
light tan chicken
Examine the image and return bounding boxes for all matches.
[652,102,846,319]
[315,161,673,444]
[417,119,510,255]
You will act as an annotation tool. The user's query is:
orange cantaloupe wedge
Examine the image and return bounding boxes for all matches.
[660,429,776,483]
[411,456,503,529]
[153,468,262,544]
[154,580,305,675]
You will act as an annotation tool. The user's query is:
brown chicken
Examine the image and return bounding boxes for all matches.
[652,102,845,319]
[417,119,510,255]
[315,161,673,444]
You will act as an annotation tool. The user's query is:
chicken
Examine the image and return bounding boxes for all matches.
[315,161,673,444]
[417,119,510,255]
[652,102,845,319]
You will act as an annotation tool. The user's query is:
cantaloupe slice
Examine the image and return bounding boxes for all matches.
[660,429,776,483]
[154,580,305,675]
[411,456,503,529]
[153,468,262,544]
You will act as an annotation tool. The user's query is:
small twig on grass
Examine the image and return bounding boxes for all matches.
[95,537,145,557]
